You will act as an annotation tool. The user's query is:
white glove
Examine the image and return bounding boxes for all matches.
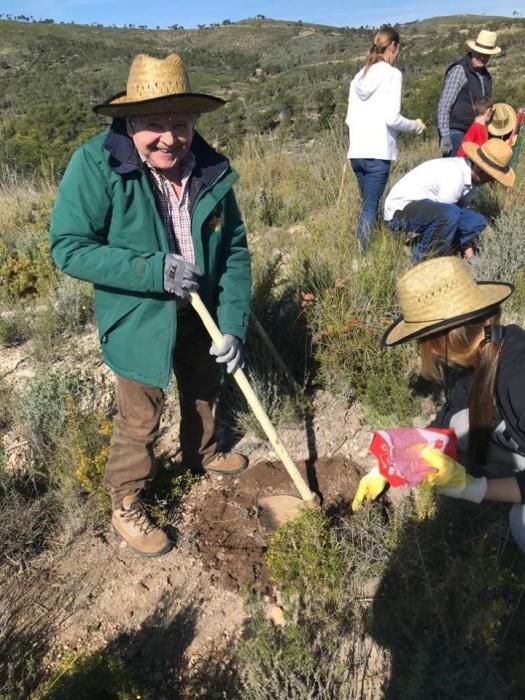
[209,334,244,374]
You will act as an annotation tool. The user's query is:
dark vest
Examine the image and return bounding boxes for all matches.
[445,54,493,132]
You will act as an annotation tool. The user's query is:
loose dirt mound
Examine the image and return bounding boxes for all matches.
[183,457,362,591]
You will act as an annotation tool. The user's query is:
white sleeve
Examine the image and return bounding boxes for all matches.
[384,69,417,133]
[345,81,353,127]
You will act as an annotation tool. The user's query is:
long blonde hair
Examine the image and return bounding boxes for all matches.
[364,25,400,75]
[419,311,503,467]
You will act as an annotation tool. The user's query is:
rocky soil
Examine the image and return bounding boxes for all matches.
[0,327,395,696]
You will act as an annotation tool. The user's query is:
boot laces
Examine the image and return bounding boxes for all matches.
[123,499,155,535]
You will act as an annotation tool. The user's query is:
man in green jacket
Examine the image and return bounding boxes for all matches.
[50,53,252,557]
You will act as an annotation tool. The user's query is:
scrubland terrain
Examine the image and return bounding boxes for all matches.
[1,13,525,699]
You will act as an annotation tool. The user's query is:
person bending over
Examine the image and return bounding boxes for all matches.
[355,256,525,554]
[384,139,514,262]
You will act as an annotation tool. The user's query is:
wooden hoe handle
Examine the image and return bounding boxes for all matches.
[189,292,317,505]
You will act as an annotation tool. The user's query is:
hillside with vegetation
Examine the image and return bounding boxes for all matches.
[1,13,525,699]
[1,14,525,173]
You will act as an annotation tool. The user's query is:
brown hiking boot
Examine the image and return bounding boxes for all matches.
[111,494,172,557]
[203,452,248,476]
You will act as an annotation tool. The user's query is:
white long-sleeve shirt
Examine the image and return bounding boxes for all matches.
[384,157,473,221]
[346,62,418,160]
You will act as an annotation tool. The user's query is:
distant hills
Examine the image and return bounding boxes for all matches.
[0,14,524,174]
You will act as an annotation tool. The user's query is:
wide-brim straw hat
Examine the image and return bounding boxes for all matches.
[467,30,501,56]
[382,257,513,347]
[488,102,517,137]
[93,53,225,117]
[462,138,515,187]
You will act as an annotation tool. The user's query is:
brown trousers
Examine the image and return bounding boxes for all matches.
[104,308,220,508]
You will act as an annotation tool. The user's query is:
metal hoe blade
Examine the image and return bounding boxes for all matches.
[258,494,309,533]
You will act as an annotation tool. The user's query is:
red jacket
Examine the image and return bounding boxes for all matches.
[457,121,488,157]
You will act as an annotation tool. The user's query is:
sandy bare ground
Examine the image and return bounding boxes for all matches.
[1,327,385,695]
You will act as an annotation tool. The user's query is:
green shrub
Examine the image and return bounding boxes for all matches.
[66,397,112,513]
[19,367,96,468]
[365,495,524,699]
[240,509,357,699]
[472,205,525,320]
[0,238,56,301]
[266,508,344,602]
[304,232,418,422]
[0,314,29,347]
[51,276,95,334]
[35,651,141,700]
[240,492,525,699]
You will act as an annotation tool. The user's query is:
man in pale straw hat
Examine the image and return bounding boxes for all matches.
[354,257,525,554]
[438,30,501,157]
[50,53,252,557]
[384,138,515,262]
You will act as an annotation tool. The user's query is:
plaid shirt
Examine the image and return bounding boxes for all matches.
[144,152,196,263]
[437,65,467,136]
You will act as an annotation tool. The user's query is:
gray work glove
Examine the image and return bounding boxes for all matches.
[163,253,202,298]
[209,334,244,374]
[440,134,453,155]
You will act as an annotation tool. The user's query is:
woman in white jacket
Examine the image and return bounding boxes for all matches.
[346,25,425,250]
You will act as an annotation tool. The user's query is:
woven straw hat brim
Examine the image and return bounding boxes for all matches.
[466,39,501,55]
[463,141,515,187]
[488,103,517,136]
[93,91,225,117]
[382,281,514,347]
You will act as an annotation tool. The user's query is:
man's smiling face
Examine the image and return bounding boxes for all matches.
[127,112,196,174]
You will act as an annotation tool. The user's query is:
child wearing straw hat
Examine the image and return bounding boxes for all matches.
[488,102,518,143]
[384,138,515,262]
[354,256,525,553]
[438,30,501,157]
[50,52,252,557]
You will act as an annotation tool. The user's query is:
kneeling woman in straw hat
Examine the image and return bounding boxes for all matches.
[354,256,525,553]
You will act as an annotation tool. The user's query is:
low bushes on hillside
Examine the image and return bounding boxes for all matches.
[239,495,525,698]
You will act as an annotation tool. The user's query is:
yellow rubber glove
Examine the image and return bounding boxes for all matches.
[421,447,487,503]
[414,118,426,135]
[352,467,388,511]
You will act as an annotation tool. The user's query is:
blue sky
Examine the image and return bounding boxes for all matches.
[1,0,523,29]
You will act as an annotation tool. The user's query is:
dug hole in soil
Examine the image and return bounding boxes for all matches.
[180,456,363,591]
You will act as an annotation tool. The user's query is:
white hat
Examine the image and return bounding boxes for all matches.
[467,30,501,56]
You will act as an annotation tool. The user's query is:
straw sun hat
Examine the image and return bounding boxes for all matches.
[93,53,225,117]
[467,30,501,56]
[382,257,513,347]
[462,138,515,187]
[488,102,517,137]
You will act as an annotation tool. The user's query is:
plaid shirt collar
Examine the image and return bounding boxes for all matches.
[140,151,197,262]
[141,150,196,189]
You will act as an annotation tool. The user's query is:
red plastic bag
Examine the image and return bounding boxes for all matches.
[369,427,457,487]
